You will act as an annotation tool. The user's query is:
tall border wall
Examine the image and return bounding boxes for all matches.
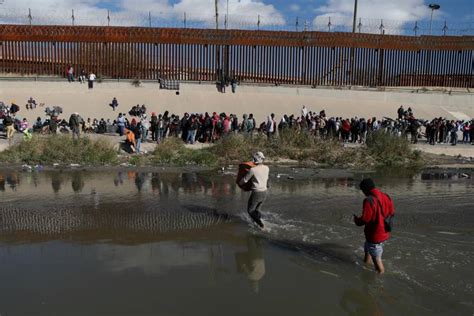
[1,25,473,87]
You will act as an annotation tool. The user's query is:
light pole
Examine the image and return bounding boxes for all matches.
[352,0,358,33]
[428,4,440,35]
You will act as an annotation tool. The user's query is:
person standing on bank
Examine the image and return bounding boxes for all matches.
[239,152,269,228]
[353,178,395,274]
[88,72,96,89]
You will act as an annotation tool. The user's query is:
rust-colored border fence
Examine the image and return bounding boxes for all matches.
[1,25,473,88]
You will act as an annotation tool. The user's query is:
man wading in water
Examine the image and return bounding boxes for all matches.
[353,178,395,274]
[239,152,269,229]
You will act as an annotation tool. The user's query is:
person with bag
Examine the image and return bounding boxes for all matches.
[353,178,395,274]
[238,152,269,229]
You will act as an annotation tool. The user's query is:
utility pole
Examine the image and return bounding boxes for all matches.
[215,0,219,30]
[349,0,358,85]
[226,0,229,29]
[429,4,440,35]
[352,0,358,33]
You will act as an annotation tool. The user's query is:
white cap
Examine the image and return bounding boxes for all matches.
[252,151,265,164]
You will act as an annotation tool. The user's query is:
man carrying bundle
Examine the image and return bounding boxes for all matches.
[238,152,269,228]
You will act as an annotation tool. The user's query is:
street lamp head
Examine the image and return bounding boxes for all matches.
[429,4,440,10]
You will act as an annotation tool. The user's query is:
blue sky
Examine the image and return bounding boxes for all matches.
[0,0,472,34]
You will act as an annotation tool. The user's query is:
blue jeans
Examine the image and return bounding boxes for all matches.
[136,139,141,153]
[364,241,384,259]
[118,125,125,136]
[187,129,196,144]
[157,129,164,143]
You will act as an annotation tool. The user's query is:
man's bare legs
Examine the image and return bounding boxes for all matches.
[364,252,385,274]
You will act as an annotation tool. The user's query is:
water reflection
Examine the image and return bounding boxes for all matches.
[235,235,266,293]
[71,172,85,193]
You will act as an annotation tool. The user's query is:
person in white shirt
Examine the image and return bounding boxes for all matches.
[239,151,269,228]
[301,105,308,118]
[88,72,96,89]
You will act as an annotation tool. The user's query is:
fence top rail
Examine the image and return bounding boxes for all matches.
[0,24,473,51]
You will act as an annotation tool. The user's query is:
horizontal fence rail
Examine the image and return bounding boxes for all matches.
[0,25,473,88]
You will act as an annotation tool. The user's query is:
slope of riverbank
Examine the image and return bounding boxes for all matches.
[1,132,473,170]
[1,80,473,125]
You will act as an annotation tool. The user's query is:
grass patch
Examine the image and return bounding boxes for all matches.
[366,131,424,168]
[152,138,218,166]
[0,135,118,165]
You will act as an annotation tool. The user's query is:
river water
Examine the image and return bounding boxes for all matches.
[0,168,472,315]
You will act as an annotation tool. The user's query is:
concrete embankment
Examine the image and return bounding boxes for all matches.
[1,80,473,124]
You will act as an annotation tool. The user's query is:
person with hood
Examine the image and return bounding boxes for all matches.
[353,178,395,274]
[239,151,269,228]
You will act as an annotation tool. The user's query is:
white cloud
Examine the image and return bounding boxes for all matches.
[0,0,285,27]
[289,4,300,12]
[173,0,285,27]
[313,0,435,34]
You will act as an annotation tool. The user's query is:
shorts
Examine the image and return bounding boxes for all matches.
[364,241,384,258]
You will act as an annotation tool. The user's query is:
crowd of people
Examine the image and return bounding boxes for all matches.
[1,98,474,150]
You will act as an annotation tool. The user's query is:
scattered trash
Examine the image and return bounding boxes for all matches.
[21,164,32,171]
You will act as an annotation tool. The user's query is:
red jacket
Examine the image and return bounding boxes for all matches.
[355,188,395,243]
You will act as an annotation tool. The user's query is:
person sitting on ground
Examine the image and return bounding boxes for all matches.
[97,118,107,134]
[22,128,33,141]
[26,97,37,110]
[79,69,87,83]
[33,117,43,132]
[19,118,29,132]
[110,97,119,111]
[10,102,20,115]
[84,118,93,133]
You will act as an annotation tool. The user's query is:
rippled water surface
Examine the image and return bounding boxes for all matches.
[0,168,473,315]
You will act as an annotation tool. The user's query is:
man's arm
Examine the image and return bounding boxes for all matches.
[239,168,254,186]
[353,199,373,226]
